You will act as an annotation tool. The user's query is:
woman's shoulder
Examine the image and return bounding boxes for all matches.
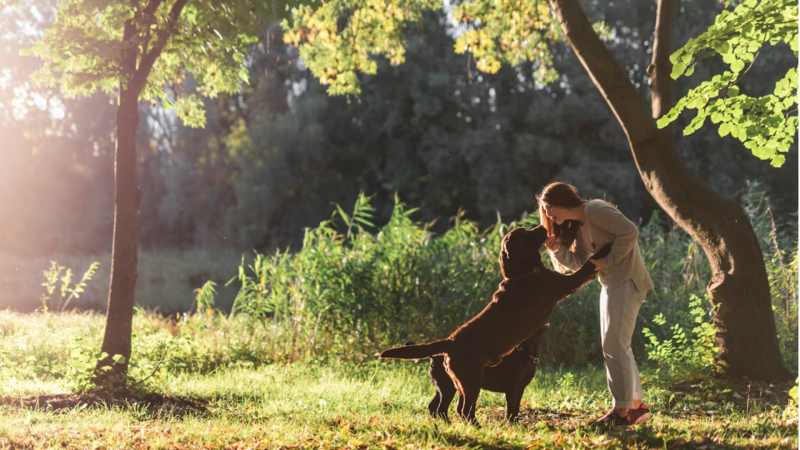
[585,200,628,226]
[585,199,618,215]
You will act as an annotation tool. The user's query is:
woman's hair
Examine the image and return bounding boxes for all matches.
[537,182,587,250]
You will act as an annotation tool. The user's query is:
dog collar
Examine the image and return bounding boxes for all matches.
[515,344,540,364]
[503,264,545,281]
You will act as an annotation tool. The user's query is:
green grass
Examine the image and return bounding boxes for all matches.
[0,361,796,449]
[0,309,796,449]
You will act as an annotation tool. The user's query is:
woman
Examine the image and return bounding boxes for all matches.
[537,182,654,426]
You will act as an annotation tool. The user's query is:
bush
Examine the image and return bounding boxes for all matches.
[222,185,797,374]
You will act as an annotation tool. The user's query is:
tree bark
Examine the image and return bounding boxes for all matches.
[549,0,792,381]
[94,18,142,389]
[94,87,142,388]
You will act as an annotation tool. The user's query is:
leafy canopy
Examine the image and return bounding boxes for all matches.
[281,0,564,95]
[657,0,798,168]
[19,0,286,127]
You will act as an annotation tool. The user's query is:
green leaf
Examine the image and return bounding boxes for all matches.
[671,61,686,80]
[731,59,745,72]
[656,116,671,129]
[719,122,731,137]
[727,86,740,97]
[354,217,376,227]
[335,205,351,227]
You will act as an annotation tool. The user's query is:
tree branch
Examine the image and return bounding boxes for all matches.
[547,0,654,146]
[129,0,189,96]
[649,0,679,120]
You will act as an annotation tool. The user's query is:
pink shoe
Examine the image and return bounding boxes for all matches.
[625,403,652,425]
[594,408,628,426]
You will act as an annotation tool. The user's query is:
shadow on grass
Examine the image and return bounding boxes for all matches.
[0,392,209,417]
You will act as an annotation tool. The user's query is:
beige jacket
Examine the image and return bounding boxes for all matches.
[552,200,654,292]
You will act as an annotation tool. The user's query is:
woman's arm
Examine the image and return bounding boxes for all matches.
[590,204,639,269]
[551,243,591,272]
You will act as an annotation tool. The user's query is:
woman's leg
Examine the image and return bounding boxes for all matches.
[600,281,646,414]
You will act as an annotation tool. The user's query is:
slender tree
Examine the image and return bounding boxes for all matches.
[24,0,287,389]
[284,0,794,380]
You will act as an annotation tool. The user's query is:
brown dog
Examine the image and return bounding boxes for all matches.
[380,225,610,421]
[411,325,549,421]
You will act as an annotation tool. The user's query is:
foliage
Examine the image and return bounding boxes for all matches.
[227,192,523,359]
[450,0,560,82]
[740,180,799,367]
[657,0,799,167]
[19,0,288,127]
[282,0,440,95]
[39,260,100,312]
[193,280,217,315]
[642,295,718,379]
[281,0,567,94]
[785,378,799,420]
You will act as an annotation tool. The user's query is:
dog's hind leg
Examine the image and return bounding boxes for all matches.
[446,357,484,424]
[431,386,455,421]
[429,356,455,420]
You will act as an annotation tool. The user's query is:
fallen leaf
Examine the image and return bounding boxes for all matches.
[781,417,798,426]
[369,416,379,426]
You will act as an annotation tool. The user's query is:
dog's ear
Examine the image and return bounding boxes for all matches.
[502,228,528,259]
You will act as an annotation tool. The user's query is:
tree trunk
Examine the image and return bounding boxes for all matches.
[94,20,142,390]
[94,86,142,389]
[549,0,792,381]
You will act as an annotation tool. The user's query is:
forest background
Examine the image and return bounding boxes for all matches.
[0,0,796,316]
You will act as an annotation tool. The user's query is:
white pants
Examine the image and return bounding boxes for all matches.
[600,279,646,408]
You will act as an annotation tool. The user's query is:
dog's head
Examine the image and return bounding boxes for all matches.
[500,225,548,279]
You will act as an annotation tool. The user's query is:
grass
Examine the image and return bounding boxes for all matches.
[0,361,796,449]
[0,314,797,450]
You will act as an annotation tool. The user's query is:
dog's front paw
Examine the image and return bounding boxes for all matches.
[590,243,612,260]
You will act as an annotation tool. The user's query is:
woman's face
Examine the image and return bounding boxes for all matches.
[542,203,569,225]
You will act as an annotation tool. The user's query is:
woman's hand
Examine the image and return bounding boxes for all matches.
[591,259,603,271]
[544,234,561,252]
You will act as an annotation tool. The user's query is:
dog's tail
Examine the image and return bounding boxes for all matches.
[380,339,451,360]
